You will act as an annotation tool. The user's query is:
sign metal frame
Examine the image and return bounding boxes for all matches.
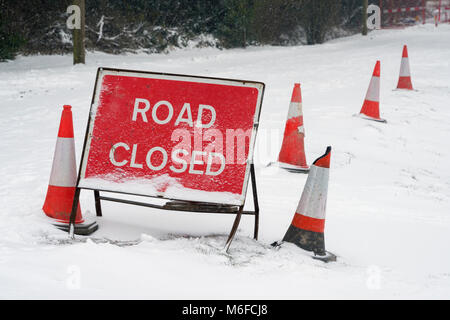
[68,67,264,250]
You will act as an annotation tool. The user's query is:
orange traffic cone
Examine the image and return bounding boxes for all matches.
[280,146,336,262]
[396,45,414,90]
[43,105,98,235]
[358,61,386,123]
[277,83,309,173]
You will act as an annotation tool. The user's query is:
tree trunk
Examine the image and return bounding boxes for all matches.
[362,0,368,36]
[73,0,85,64]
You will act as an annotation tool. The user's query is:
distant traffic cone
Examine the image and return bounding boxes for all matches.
[43,105,98,235]
[277,83,309,173]
[358,61,386,123]
[396,45,414,90]
[281,146,336,262]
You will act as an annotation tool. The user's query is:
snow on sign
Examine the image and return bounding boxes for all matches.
[78,68,264,206]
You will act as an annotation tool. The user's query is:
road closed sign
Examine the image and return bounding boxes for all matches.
[78,68,264,206]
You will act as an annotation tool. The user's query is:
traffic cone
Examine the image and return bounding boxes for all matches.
[43,105,98,235]
[277,83,309,173]
[396,45,414,90]
[358,60,386,123]
[281,146,336,262]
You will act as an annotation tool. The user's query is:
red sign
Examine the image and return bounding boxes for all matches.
[79,68,264,205]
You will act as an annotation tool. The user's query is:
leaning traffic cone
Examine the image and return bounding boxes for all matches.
[277,83,309,173]
[396,45,414,90]
[280,146,336,262]
[358,61,386,123]
[43,105,98,235]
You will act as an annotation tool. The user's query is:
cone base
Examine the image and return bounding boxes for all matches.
[355,113,387,123]
[278,162,310,173]
[312,251,337,263]
[394,88,418,92]
[54,221,99,236]
[271,240,336,263]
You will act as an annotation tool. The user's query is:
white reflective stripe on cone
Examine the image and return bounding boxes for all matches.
[49,138,77,187]
[364,76,380,102]
[295,165,329,220]
[287,102,303,119]
[399,58,411,77]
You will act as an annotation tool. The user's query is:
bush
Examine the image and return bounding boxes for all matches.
[251,0,302,45]
[0,24,25,61]
[298,0,342,45]
[214,0,254,48]
[0,0,356,59]
[0,1,26,61]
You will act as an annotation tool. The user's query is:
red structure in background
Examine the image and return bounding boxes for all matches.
[380,0,426,28]
[444,6,450,23]
[380,0,450,27]
[428,0,450,24]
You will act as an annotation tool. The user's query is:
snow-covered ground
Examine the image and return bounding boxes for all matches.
[1,24,449,299]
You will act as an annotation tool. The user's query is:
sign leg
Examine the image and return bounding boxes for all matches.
[224,206,243,252]
[94,190,102,217]
[254,210,259,240]
[68,187,81,238]
[250,163,259,240]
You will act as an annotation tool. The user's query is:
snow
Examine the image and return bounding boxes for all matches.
[1,24,450,299]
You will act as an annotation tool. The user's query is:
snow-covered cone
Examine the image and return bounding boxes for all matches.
[359,61,386,123]
[43,105,98,235]
[43,105,84,224]
[396,45,414,90]
[277,83,309,173]
[282,146,336,262]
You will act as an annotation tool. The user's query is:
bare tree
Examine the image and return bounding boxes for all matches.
[362,0,368,35]
[73,0,85,64]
